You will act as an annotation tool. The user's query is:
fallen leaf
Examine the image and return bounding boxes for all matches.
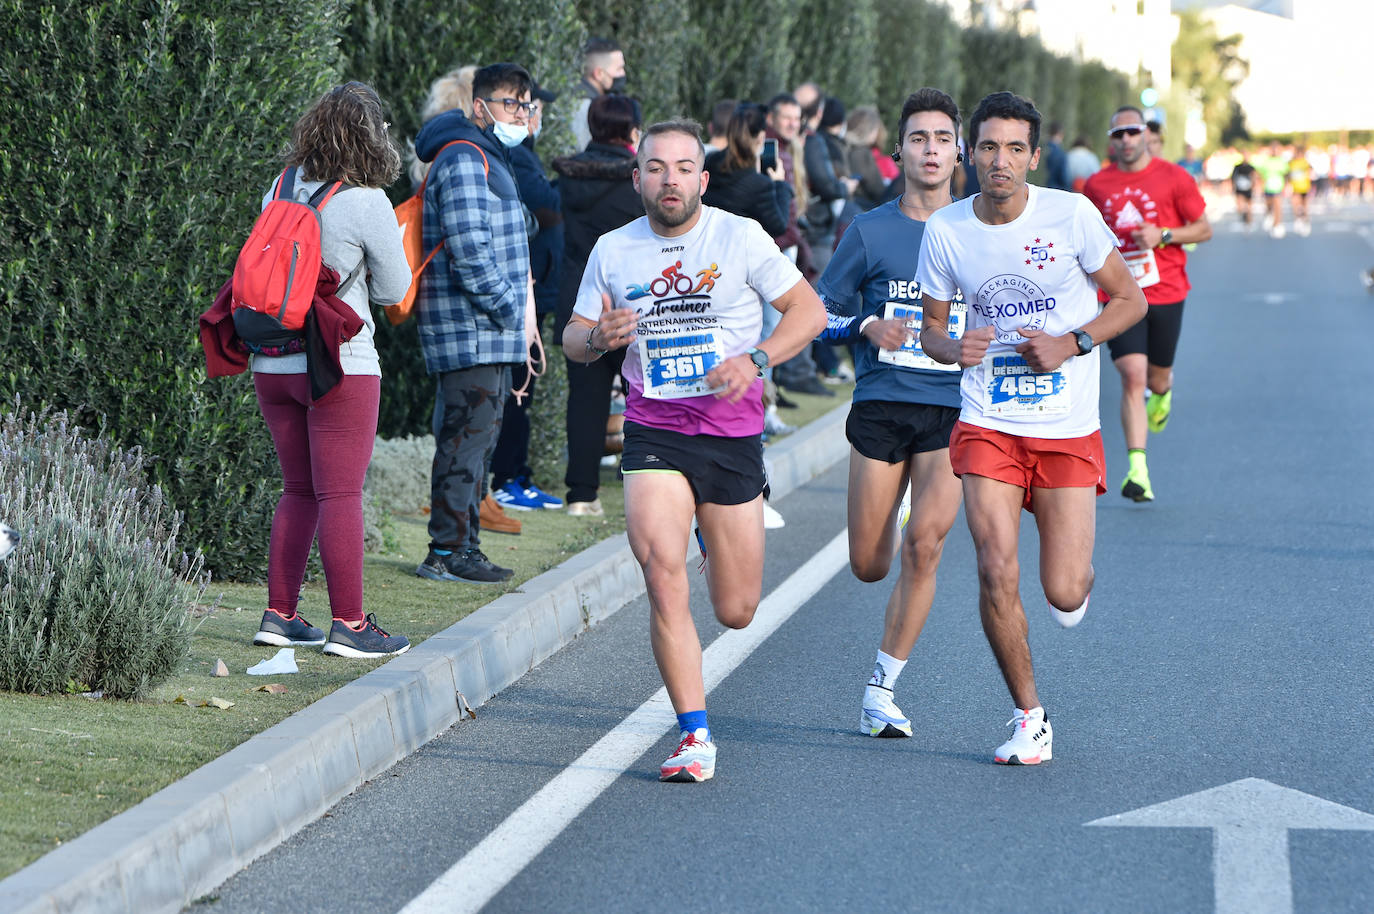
[252,683,287,694]
[196,697,234,710]
[212,659,229,677]
[173,695,188,704]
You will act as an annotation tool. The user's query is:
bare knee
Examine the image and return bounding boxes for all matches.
[1044,568,1093,611]
[901,531,946,579]
[850,553,889,583]
[976,552,1020,608]
[714,596,758,629]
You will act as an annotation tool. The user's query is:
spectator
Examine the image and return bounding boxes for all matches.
[804,95,856,260]
[412,62,532,585]
[552,94,646,517]
[1146,119,1163,158]
[409,65,476,187]
[1044,120,1070,190]
[845,105,889,211]
[702,102,792,237]
[706,98,735,153]
[1066,135,1100,192]
[490,79,566,514]
[247,82,412,658]
[572,37,626,150]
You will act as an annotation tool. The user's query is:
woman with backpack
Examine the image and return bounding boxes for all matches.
[248,82,413,658]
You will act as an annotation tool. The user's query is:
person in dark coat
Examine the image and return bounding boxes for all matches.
[701,102,793,238]
[552,94,644,516]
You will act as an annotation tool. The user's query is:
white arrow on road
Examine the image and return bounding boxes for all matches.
[1086,778,1374,914]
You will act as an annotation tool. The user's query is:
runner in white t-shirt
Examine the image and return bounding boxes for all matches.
[563,120,826,783]
[916,92,1146,766]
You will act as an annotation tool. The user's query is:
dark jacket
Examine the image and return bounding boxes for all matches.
[846,142,888,211]
[550,142,644,337]
[701,149,793,239]
[413,109,529,373]
[509,139,563,319]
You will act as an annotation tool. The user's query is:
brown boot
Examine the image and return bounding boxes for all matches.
[480,493,522,535]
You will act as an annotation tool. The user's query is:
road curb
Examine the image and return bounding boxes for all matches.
[1,401,851,914]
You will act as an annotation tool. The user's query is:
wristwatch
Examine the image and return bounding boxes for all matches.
[748,347,769,376]
[1157,228,1174,248]
[1071,329,1094,356]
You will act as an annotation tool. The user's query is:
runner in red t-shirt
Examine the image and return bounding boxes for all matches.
[1083,106,1211,503]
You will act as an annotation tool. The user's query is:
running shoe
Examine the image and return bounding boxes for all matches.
[897,481,912,533]
[493,481,543,511]
[322,613,410,658]
[1146,389,1172,434]
[1049,593,1089,628]
[517,476,564,509]
[660,728,716,782]
[762,502,786,529]
[994,707,1052,765]
[860,684,912,738]
[252,609,326,647]
[1120,465,1154,503]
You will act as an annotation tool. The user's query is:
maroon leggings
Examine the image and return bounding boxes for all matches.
[254,373,379,623]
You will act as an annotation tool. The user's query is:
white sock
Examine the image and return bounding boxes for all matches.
[868,650,907,689]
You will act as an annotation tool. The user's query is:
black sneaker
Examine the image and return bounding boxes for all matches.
[252,610,325,647]
[416,548,513,583]
[321,613,410,658]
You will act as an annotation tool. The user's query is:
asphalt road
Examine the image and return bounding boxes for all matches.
[195,203,1374,914]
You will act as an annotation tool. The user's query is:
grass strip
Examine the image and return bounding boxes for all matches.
[0,384,848,876]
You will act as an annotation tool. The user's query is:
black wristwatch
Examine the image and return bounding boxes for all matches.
[748,347,769,376]
[1158,228,1174,248]
[1071,329,1094,356]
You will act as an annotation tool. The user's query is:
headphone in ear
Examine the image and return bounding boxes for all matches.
[957,151,964,163]
[890,148,901,163]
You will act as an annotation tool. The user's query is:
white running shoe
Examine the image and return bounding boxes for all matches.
[1050,593,1089,628]
[995,707,1052,765]
[861,684,912,737]
[762,502,786,529]
[660,728,716,782]
[897,481,912,533]
[1270,223,1286,239]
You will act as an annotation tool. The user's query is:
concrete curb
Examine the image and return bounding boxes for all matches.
[0,402,850,914]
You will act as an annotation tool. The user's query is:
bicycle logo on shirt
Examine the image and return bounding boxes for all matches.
[626,261,722,301]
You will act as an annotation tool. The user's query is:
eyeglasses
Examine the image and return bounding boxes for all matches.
[1108,125,1145,140]
[482,97,535,115]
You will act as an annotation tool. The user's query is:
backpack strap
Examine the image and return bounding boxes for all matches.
[335,260,366,298]
[275,167,296,201]
[308,180,349,209]
[420,139,490,195]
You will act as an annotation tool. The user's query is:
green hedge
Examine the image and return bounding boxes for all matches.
[1,0,1140,583]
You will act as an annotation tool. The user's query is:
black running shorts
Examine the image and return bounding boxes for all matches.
[1107,299,1186,367]
[620,420,767,506]
[846,400,961,464]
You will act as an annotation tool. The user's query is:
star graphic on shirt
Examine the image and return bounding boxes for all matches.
[1047,242,1054,248]
[1024,245,1030,251]
[1025,258,1031,265]
[1050,256,1056,262]
[1034,237,1041,244]
[1037,264,1044,270]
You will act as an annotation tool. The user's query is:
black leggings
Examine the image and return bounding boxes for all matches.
[563,348,626,504]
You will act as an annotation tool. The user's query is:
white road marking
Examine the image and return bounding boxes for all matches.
[400,530,851,914]
[1087,777,1374,914]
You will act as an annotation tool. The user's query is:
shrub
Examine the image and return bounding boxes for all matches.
[0,0,345,580]
[0,405,208,700]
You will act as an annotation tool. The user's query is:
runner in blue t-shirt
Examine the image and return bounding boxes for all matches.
[816,88,967,739]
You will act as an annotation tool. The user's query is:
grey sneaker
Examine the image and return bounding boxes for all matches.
[416,548,513,583]
[252,610,325,647]
[321,613,410,658]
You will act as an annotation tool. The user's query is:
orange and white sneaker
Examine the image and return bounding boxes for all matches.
[660,728,716,782]
[994,707,1052,765]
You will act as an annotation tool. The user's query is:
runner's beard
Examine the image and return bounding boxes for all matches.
[647,188,700,228]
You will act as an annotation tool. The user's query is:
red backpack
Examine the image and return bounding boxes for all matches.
[231,167,358,353]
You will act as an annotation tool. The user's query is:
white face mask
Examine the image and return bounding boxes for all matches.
[481,100,529,147]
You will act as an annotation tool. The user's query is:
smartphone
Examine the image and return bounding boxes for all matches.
[760,138,778,174]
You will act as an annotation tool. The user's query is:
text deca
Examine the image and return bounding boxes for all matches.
[887,279,923,300]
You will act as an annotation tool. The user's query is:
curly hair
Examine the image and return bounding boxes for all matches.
[284,82,400,188]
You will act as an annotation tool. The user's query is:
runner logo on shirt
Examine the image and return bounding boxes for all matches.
[1101,189,1159,251]
[972,274,1056,345]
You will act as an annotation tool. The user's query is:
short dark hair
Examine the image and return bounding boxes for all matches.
[636,118,707,167]
[472,63,531,102]
[896,87,961,144]
[1113,105,1145,121]
[767,93,800,115]
[588,94,642,145]
[1146,119,1163,137]
[583,36,621,58]
[709,98,736,137]
[969,90,1041,150]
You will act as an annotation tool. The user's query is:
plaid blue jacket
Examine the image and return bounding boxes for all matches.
[415,112,529,374]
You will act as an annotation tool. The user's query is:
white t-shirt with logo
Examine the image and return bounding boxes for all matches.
[916,185,1118,439]
[574,205,803,437]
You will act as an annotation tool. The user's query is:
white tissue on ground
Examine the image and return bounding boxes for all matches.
[247,648,298,675]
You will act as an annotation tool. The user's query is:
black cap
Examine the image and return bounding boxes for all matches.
[531,81,558,103]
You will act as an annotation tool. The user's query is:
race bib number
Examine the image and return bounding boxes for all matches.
[875,300,964,372]
[983,353,1070,417]
[1122,249,1160,289]
[639,332,725,399]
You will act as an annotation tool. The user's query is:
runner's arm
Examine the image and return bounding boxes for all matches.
[562,293,638,364]
[919,294,991,367]
[704,278,827,404]
[1132,211,1212,248]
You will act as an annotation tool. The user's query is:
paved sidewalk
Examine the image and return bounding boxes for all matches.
[0,403,850,914]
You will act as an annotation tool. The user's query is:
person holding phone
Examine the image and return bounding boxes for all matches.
[702,102,792,238]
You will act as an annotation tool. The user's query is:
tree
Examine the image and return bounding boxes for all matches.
[1171,9,1249,151]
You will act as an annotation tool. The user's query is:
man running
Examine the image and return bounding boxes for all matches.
[916,91,1146,764]
[1083,106,1210,503]
[563,119,826,782]
[814,88,965,738]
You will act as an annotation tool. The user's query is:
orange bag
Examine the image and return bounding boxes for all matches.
[386,139,489,325]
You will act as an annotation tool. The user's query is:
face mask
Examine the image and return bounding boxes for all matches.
[608,75,627,95]
[490,118,528,148]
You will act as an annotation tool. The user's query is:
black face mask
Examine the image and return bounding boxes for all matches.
[608,75,627,95]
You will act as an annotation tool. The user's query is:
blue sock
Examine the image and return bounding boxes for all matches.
[677,710,709,740]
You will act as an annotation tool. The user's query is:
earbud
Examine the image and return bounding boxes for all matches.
[890,147,901,163]
[957,151,964,164]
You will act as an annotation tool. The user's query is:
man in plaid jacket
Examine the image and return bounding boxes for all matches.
[413,62,532,584]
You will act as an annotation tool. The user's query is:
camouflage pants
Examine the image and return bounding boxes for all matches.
[428,364,511,552]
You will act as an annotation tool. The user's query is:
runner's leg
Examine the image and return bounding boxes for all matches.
[1029,485,1097,612]
[624,472,703,714]
[1115,353,1149,450]
[846,447,909,582]
[695,495,766,630]
[963,474,1039,711]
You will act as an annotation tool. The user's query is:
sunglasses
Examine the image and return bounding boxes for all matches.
[1108,125,1145,140]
